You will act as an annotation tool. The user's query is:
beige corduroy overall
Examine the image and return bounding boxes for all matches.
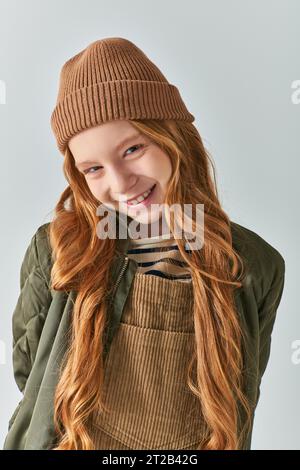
[90,272,209,450]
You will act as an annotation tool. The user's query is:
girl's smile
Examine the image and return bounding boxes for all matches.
[125,183,156,208]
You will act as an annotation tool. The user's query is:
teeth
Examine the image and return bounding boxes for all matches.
[127,186,153,205]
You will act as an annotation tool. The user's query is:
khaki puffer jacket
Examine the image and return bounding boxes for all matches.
[3,219,285,450]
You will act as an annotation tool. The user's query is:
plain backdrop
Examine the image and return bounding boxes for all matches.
[0,0,299,450]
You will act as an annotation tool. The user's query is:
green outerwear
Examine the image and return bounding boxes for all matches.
[3,217,285,450]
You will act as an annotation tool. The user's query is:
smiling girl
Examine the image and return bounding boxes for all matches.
[4,37,285,451]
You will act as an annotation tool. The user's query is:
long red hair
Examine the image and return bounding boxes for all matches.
[48,118,252,449]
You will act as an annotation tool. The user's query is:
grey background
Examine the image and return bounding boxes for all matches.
[0,0,299,449]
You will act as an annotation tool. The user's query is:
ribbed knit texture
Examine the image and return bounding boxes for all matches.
[90,272,209,450]
[50,37,195,155]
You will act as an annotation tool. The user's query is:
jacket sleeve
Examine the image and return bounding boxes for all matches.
[256,253,286,404]
[11,224,53,395]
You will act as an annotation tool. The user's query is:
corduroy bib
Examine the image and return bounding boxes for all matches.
[90,272,209,450]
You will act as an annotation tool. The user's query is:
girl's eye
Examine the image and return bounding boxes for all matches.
[83,165,102,175]
[83,144,145,175]
[124,144,144,156]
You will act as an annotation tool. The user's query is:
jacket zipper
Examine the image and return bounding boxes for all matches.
[109,255,129,302]
[104,256,129,359]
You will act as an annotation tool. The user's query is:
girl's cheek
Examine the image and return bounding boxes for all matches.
[88,184,102,200]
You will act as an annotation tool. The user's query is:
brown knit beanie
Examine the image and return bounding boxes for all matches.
[50,37,195,155]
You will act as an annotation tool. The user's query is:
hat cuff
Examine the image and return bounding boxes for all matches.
[50,80,195,155]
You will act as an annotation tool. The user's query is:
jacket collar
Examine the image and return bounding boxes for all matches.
[114,210,132,256]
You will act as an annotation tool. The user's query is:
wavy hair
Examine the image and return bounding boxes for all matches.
[48,118,253,450]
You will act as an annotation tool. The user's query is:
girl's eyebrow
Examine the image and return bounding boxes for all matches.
[75,133,143,168]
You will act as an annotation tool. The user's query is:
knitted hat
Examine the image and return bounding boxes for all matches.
[50,37,195,155]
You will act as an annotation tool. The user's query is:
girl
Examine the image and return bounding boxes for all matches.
[4,37,285,450]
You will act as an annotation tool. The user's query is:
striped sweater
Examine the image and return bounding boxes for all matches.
[127,232,192,283]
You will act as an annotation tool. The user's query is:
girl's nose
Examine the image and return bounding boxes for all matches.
[111,175,139,201]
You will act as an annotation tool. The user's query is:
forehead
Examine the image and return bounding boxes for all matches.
[69,121,146,167]
[70,120,138,148]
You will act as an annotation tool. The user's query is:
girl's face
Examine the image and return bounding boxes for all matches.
[69,120,172,231]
